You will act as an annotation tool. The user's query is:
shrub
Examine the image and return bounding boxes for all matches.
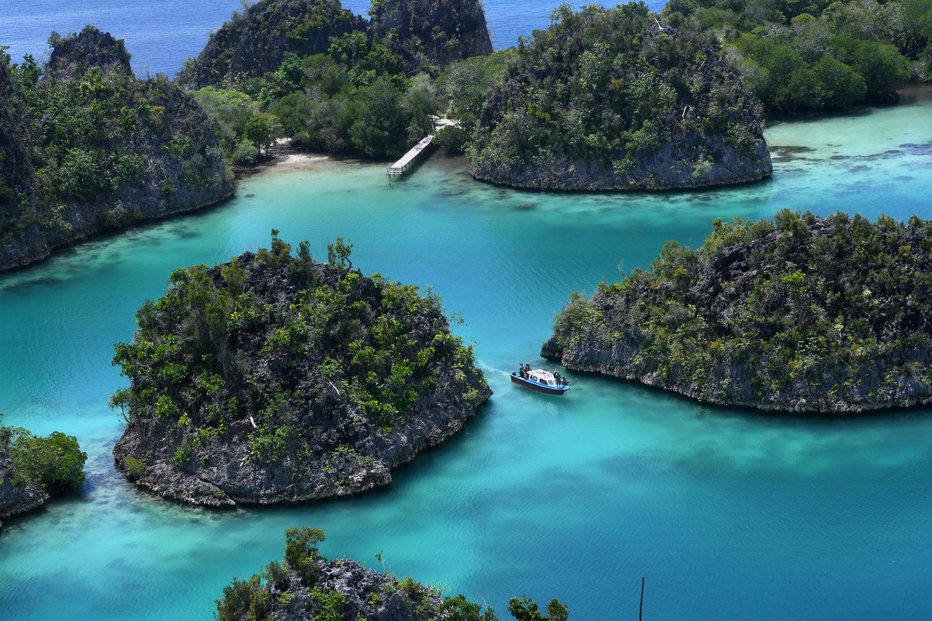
[9,430,86,493]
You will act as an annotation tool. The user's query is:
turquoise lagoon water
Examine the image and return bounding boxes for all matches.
[1,93,932,619]
[2,0,666,77]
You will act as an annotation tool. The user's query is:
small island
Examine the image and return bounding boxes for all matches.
[0,27,233,272]
[112,234,491,506]
[0,420,86,529]
[217,527,568,621]
[469,4,772,191]
[542,211,931,413]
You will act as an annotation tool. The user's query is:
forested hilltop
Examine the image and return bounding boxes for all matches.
[217,528,568,621]
[0,418,86,528]
[0,27,233,272]
[177,0,366,90]
[469,4,772,190]
[112,235,491,507]
[663,0,932,113]
[543,211,932,413]
[369,0,493,75]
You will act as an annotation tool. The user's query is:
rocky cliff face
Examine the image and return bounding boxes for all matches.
[113,241,491,507]
[543,212,931,413]
[471,132,772,191]
[470,7,772,191]
[0,456,49,530]
[177,0,366,89]
[369,0,493,74]
[0,27,234,273]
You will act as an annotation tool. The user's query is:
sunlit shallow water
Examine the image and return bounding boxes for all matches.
[0,92,931,620]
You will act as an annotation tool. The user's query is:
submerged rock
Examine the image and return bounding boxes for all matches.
[543,212,931,413]
[470,5,772,191]
[0,26,234,273]
[112,236,491,507]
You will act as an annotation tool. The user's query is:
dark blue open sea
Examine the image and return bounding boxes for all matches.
[2,0,666,76]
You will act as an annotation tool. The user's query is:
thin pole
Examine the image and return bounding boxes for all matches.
[639,577,645,621]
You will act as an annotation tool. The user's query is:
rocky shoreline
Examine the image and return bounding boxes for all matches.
[470,135,773,192]
[0,476,50,530]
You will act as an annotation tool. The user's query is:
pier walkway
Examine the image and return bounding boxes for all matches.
[388,118,458,179]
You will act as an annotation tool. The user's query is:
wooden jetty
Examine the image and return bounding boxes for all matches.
[388,118,458,179]
[389,134,435,178]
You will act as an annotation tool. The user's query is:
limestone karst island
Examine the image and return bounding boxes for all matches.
[1,0,931,619]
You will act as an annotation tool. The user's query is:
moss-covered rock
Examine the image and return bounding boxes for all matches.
[0,26,234,272]
[0,423,87,529]
[470,4,772,191]
[543,211,932,412]
[112,235,491,507]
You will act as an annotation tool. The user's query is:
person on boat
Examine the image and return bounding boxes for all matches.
[554,370,562,384]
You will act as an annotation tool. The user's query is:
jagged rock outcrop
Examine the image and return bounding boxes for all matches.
[112,238,491,507]
[177,0,366,89]
[470,5,772,191]
[0,425,86,529]
[369,0,493,74]
[0,27,234,273]
[543,212,932,413]
[45,27,132,81]
[216,528,504,620]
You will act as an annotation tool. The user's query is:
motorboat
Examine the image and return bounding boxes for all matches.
[510,367,570,395]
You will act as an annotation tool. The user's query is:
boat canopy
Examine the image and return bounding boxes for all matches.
[528,369,558,387]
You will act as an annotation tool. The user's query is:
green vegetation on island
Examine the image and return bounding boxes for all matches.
[179,0,493,161]
[0,26,233,272]
[112,233,490,506]
[469,4,772,190]
[217,527,568,621]
[542,211,932,412]
[177,0,366,90]
[664,0,932,113]
[0,417,87,528]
